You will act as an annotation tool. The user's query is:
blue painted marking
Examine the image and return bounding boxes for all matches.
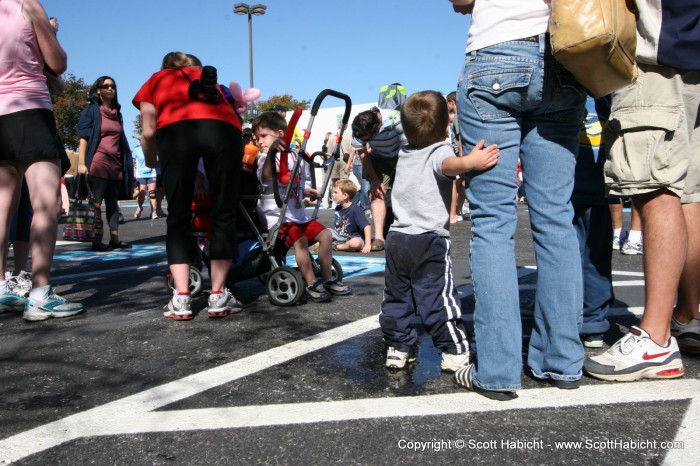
[52,245,385,279]
[53,245,166,263]
[286,255,385,279]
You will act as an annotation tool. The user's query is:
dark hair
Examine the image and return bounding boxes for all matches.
[446,91,457,103]
[88,76,120,109]
[252,111,288,134]
[351,110,382,142]
[401,91,449,149]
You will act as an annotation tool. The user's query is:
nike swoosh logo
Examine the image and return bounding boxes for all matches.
[642,351,671,360]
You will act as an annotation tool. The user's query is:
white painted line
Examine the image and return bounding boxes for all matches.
[0,315,380,464]
[664,397,700,465]
[612,280,645,287]
[612,271,644,277]
[96,379,700,435]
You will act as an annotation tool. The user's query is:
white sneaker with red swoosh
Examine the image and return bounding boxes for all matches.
[584,326,685,382]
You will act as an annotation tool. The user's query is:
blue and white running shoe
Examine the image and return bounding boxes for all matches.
[24,287,85,322]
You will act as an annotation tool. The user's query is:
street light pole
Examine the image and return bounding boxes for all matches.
[233,3,267,90]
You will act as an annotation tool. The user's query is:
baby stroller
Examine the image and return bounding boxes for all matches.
[165,89,353,306]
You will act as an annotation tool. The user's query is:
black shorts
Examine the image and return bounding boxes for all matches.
[0,109,65,163]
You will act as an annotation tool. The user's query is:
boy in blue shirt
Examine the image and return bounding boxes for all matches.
[330,179,372,253]
[382,90,499,371]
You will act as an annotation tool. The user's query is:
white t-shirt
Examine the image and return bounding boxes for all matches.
[466,0,550,53]
[256,151,313,231]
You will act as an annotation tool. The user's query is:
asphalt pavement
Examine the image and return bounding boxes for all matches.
[0,202,697,465]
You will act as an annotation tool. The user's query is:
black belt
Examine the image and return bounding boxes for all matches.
[518,35,540,42]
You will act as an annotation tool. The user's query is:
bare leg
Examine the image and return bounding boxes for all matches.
[170,263,191,293]
[450,180,459,223]
[609,201,623,230]
[314,229,333,281]
[675,202,700,322]
[12,240,30,272]
[294,238,315,286]
[24,161,61,288]
[0,166,22,278]
[370,196,386,242]
[209,258,233,291]
[634,190,687,345]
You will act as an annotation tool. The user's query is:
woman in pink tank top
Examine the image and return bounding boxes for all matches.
[0,0,84,321]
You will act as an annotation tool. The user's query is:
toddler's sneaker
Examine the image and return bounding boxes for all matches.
[621,238,643,255]
[582,334,604,348]
[454,364,518,401]
[441,351,470,372]
[23,287,84,321]
[612,228,628,250]
[207,289,243,318]
[671,315,700,354]
[0,279,26,313]
[584,326,684,381]
[305,278,331,302]
[323,278,351,296]
[386,346,415,370]
[163,292,192,320]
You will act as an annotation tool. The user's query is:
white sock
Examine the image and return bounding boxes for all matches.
[628,230,642,244]
[613,228,622,237]
[29,285,51,300]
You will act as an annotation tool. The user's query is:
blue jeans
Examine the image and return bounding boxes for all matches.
[573,204,614,337]
[457,35,586,390]
[352,162,370,211]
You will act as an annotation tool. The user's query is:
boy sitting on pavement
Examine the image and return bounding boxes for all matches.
[382,90,499,371]
[252,112,350,302]
[330,179,372,253]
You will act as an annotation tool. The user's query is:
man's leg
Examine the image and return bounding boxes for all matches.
[632,191,686,345]
[675,202,700,323]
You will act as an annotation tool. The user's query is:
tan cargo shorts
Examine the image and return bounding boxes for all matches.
[604,64,700,203]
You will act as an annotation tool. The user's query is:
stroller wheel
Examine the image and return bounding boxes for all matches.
[164,266,204,297]
[313,257,343,282]
[266,266,304,306]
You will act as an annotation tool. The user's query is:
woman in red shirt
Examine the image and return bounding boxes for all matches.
[133,52,243,321]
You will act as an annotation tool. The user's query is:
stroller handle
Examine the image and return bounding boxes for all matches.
[310,89,352,125]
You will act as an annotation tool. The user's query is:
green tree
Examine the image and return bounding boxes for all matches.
[256,94,311,113]
[132,114,143,141]
[50,73,89,150]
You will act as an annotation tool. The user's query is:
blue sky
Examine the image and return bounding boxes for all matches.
[41,0,471,148]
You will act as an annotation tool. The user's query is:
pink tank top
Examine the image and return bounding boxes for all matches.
[0,0,53,116]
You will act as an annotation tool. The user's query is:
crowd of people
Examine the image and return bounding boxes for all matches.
[1,0,698,400]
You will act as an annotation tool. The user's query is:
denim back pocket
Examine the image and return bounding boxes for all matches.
[467,66,533,120]
[545,63,587,121]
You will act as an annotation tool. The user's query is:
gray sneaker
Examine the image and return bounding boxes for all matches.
[24,287,84,321]
[163,293,192,320]
[207,288,243,318]
[621,238,643,255]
